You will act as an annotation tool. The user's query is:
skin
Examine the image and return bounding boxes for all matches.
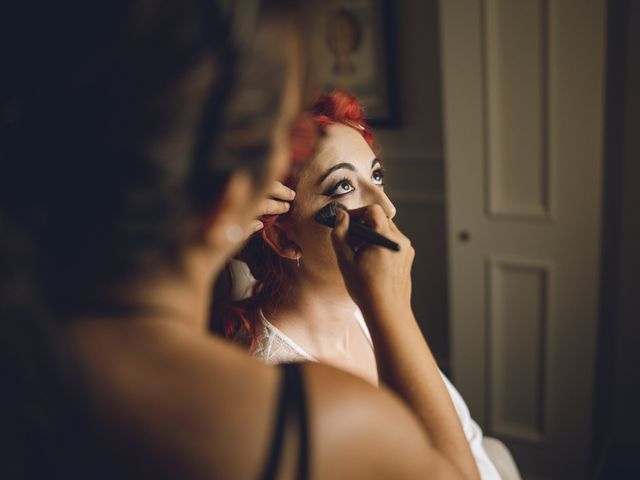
[65,18,475,480]
[249,180,296,235]
[260,125,481,479]
[262,124,396,385]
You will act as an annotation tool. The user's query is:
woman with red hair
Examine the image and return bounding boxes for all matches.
[221,91,387,381]
[222,90,502,479]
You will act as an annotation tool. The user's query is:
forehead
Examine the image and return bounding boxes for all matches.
[303,123,375,178]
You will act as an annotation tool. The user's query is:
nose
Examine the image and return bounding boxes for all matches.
[364,184,396,220]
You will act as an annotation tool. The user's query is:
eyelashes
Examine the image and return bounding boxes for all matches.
[323,177,354,196]
[372,168,386,185]
[322,168,386,197]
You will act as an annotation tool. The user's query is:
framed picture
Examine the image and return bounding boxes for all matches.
[311,0,397,126]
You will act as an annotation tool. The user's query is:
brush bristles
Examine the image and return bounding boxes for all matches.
[313,201,401,251]
[314,201,344,228]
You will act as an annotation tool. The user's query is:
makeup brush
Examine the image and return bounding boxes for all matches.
[314,201,400,252]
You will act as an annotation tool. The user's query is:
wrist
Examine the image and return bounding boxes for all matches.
[359,300,416,327]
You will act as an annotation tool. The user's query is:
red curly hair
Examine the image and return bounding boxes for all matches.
[214,90,376,346]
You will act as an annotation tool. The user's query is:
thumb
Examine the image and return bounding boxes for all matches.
[330,208,354,263]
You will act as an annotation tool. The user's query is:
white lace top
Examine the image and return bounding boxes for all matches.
[249,309,372,364]
[247,308,502,479]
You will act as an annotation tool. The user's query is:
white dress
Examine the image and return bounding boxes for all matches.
[249,309,502,480]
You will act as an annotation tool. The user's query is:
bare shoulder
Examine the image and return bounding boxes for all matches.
[302,362,463,479]
[70,321,460,479]
[69,320,282,479]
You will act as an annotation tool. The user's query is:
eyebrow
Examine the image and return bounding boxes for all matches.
[316,158,382,186]
[316,162,356,185]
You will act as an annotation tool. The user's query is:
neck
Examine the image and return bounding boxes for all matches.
[130,273,211,332]
[265,266,359,355]
[98,247,219,333]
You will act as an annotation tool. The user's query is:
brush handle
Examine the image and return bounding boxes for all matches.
[348,220,400,251]
[314,202,400,251]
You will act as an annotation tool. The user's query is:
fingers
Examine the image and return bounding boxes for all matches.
[260,198,291,216]
[347,204,391,233]
[267,181,296,202]
[330,208,355,264]
[332,203,411,266]
[349,205,412,256]
[257,182,294,217]
[359,204,389,230]
[248,220,264,235]
[249,182,294,238]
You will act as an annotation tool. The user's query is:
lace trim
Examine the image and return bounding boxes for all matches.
[259,311,316,361]
[250,308,372,364]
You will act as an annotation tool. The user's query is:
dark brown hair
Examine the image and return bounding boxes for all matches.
[0,1,309,477]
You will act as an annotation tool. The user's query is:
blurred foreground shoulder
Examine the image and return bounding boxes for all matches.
[70,322,463,479]
[302,362,464,479]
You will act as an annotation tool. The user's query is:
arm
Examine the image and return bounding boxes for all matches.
[302,361,466,480]
[330,205,480,480]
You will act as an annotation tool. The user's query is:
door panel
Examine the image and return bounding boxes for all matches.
[439,0,606,477]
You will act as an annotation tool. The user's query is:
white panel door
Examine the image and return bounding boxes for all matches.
[439,0,606,478]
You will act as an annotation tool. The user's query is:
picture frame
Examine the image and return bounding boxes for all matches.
[311,0,397,126]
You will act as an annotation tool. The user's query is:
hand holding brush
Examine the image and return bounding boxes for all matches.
[314,201,400,251]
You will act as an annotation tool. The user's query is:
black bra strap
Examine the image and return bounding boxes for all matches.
[262,363,309,480]
[293,363,309,480]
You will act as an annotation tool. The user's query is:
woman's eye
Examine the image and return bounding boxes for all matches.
[372,168,385,185]
[324,178,355,196]
[334,180,354,195]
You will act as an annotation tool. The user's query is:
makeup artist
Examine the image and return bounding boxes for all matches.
[2,1,476,478]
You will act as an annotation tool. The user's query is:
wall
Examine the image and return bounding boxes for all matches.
[376,2,640,476]
[375,0,450,367]
[594,0,640,476]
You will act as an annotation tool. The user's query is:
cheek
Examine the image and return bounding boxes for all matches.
[290,203,338,259]
[292,209,328,246]
[334,191,366,210]
[299,226,333,256]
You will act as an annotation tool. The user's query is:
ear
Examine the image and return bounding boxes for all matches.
[261,222,302,261]
[202,171,255,250]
